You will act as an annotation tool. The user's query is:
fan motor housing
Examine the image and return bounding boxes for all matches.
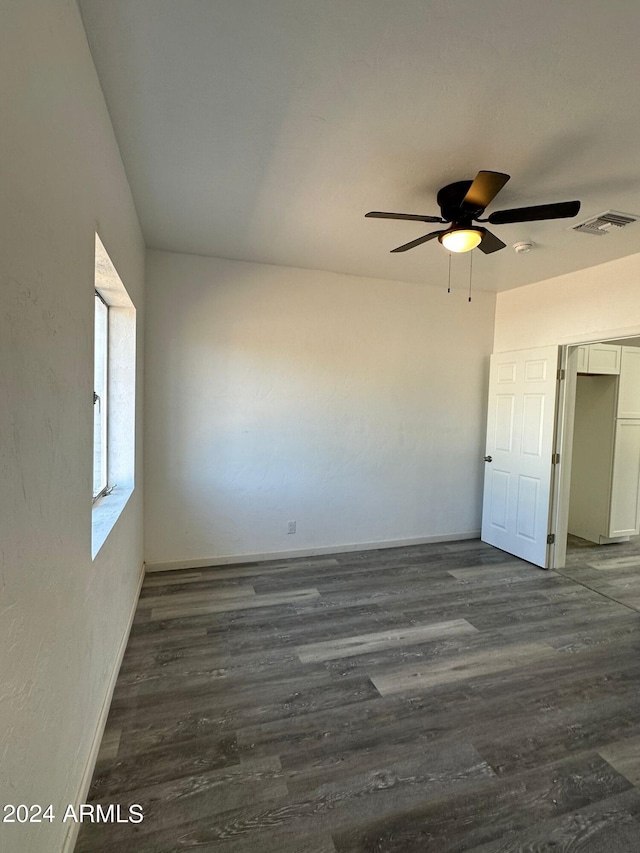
[437,180,483,222]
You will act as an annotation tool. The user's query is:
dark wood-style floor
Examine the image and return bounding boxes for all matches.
[76,536,640,852]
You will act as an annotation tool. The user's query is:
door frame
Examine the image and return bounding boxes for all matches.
[549,331,640,570]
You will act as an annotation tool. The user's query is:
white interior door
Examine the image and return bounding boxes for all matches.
[481,346,559,567]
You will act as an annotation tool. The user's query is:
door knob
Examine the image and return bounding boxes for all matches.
[484,455,492,462]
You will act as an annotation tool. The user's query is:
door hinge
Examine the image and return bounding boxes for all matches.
[557,368,565,380]
[547,533,555,545]
[552,452,560,465]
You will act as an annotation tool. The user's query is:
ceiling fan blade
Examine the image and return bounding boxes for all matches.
[478,229,506,254]
[462,171,510,210]
[488,200,581,225]
[390,230,444,252]
[366,211,444,223]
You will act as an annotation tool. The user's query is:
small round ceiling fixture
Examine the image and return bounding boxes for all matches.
[513,241,535,254]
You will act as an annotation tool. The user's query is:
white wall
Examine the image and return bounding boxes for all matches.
[494,252,640,351]
[145,251,495,567]
[0,4,145,852]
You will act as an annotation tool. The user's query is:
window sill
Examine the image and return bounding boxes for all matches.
[92,485,134,559]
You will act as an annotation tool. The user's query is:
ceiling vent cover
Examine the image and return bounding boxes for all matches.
[572,210,638,236]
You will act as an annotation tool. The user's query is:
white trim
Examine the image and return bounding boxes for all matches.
[144,530,481,573]
[61,562,145,853]
[549,345,579,570]
[554,324,640,347]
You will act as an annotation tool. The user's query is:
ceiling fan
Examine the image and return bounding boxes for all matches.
[365,171,581,254]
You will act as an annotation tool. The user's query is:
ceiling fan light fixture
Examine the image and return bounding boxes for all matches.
[367,171,580,257]
[439,228,483,253]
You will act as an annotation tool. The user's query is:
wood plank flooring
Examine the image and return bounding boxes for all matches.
[76,537,640,852]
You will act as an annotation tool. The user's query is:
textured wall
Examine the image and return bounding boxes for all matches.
[144,251,495,566]
[494,252,640,352]
[0,2,145,851]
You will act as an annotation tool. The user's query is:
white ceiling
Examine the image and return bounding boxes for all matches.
[79,0,640,292]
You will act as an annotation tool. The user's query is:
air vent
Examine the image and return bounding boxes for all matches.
[572,210,638,236]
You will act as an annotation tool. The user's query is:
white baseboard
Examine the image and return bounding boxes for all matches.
[144,530,481,573]
[62,562,145,853]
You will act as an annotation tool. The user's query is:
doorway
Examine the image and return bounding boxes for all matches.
[551,336,640,570]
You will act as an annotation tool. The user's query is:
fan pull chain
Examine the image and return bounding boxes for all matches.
[468,251,473,302]
[447,253,451,293]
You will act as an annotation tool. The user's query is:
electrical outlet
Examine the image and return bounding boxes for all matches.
[287,520,296,534]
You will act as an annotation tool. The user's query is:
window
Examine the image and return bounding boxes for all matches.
[93,291,109,499]
[91,234,137,558]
